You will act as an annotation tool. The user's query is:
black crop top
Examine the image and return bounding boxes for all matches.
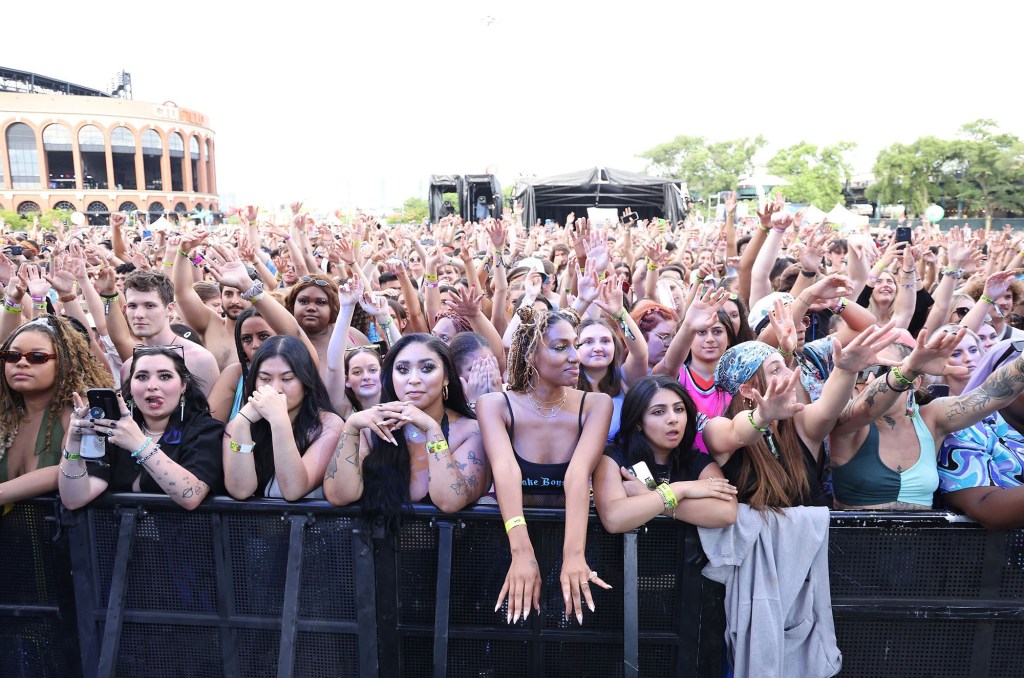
[503,391,586,495]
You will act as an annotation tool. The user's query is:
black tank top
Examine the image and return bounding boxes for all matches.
[503,391,586,495]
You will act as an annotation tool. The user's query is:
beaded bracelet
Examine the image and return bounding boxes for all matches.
[137,444,161,466]
[130,436,153,460]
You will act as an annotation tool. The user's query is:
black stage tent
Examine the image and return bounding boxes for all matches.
[513,167,688,228]
[428,175,464,224]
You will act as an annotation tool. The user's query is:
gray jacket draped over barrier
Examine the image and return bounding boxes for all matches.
[699,504,841,678]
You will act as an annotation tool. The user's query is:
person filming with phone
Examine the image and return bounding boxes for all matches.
[58,346,225,511]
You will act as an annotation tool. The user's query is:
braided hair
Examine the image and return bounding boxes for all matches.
[506,306,580,392]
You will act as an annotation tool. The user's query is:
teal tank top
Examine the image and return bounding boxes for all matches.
[833,406,938,507]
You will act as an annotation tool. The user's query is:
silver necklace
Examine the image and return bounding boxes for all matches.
[526,389,566,419]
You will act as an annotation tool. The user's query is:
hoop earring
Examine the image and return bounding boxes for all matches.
[527,366,540,391]
[442,384,448,401]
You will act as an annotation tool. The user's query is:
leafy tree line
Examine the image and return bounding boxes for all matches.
[636,119,1024,216]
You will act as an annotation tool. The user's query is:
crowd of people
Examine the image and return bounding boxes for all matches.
[2,195,1024,632]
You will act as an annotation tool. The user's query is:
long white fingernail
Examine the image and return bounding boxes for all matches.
[523,608,530,621]
[588,600,595,612]
[506,610,512,624]
[576,612,583,625]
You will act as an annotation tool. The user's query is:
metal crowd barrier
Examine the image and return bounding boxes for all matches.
[1,496,1023,677]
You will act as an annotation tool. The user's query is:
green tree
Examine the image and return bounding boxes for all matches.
[948,119,1024,217]
[866,137,951,215]
[391,196,429,223]
[766,141,855,209]
[638,134,767,199]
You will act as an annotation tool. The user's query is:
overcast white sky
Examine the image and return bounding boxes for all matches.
[5,0,1022,211]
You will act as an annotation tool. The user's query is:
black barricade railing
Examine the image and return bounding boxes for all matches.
[2,497,1024,677]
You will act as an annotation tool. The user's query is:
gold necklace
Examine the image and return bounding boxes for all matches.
[526,389,566,419]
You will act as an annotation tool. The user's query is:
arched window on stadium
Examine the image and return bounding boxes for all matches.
[53,200,76,213]
[6,123,40,189]
[148,202,165,221]
[189,136,200,192]
[118,201,138,213]
[17,201,41,215]
[168,132,185,192]
[141,129,163,191]
[86,200,109,226]
[195,202,204,211]
[42,124,75,190]
[77,125,108,189]
[174,202,188,215]
[110,126,137,190]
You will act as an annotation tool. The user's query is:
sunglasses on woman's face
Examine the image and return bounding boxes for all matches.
[0,350,58,365]
[298,276,330,287]
[952,307,972,319]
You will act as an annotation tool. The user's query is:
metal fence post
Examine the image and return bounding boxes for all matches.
[276,513,311,678]
[97,508,139,678]
[623,529,640,678]
[351,525,379,678]
[432,520,456,678]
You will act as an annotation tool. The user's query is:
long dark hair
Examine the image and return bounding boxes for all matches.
[687,310,740,366]
[124,346,211,445]
[361,334,474,533]
[723,295,756,343]
[244,335,336,495]
[612,375,699,480]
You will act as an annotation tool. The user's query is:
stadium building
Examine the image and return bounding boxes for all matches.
[0,67,218,224]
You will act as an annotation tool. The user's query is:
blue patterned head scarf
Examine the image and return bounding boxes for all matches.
[714,341,778,396]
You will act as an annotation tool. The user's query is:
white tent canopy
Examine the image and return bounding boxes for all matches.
[826,202,869,228]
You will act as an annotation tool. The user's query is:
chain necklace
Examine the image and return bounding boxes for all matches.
[141,423,165,439]
[526,389,566,419]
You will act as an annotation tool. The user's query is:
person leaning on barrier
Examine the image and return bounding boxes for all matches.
[938,339,1024,529]
[477,306,613,626]
[58,346,224,511]
[223,335,343,501]
[594,375,737,533]
[322,334,487,523]
[0,316,115,503]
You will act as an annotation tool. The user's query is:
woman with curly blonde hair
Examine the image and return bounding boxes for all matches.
[0,315,114,502]
[477,306,613,628]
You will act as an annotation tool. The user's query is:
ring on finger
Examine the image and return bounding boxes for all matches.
[588,571,598,581]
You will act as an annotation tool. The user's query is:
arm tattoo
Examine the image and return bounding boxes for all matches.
[325,430,351,480]
[944,360,1024,423]
[838,374,891,424]
[881,415,897,430]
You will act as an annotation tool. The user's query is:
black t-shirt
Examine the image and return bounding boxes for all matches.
[87,411,225,498]
[605,443,713,485]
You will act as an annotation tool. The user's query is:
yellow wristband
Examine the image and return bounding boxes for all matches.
[426,438,449,456]
[655,483,679,510]
[504,516,526,533]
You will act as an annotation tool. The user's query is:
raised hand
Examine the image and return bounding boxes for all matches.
[802,274,853,309]
[22,264,50,299]
[205,245,253,292]
[445,285,484,319]
[767,297,798,355]
[359,292,391,322]
[584,228,610,273]
[832,321,898,373]
[592,274,627,319]
[681,286,730,331]
[574,258,600,304]
[751,369,805,422]
[244,205,258,223]
[110,213,126,229]
[486,221,508,251]
[982,270,1016,305]
[338,280,364,308]
[904,327,968,378]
